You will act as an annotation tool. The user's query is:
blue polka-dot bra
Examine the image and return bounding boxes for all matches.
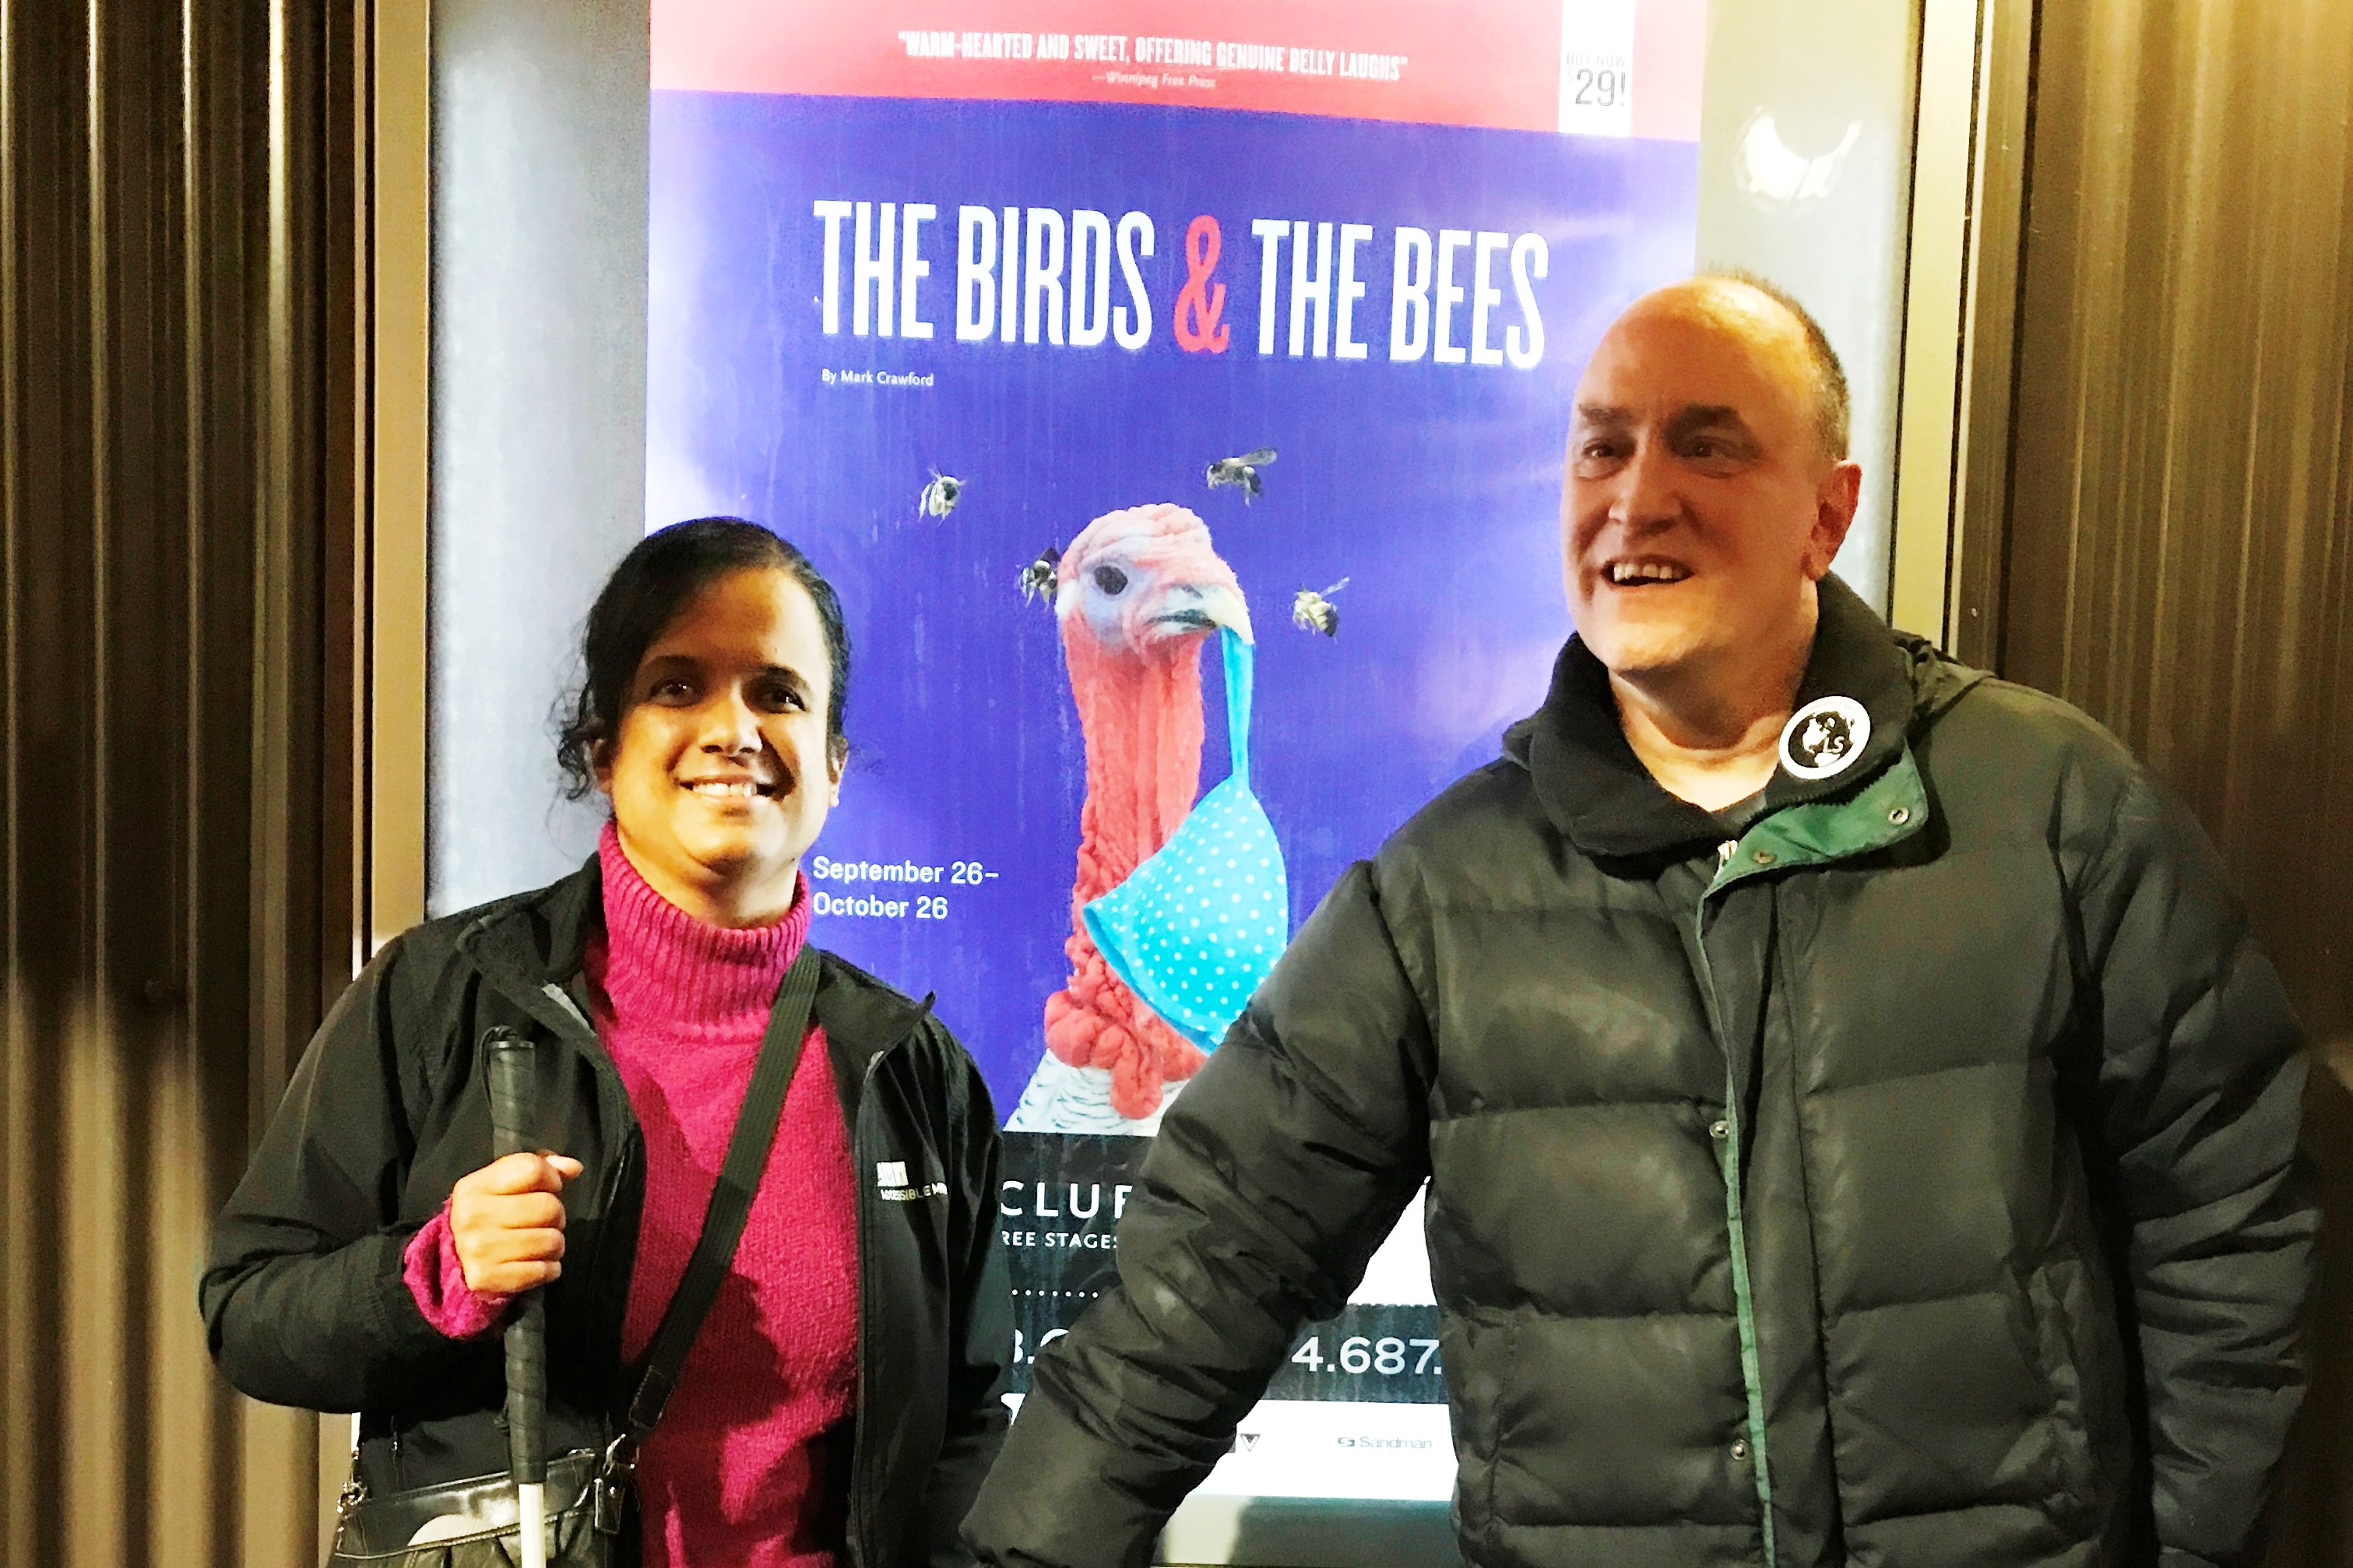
[1083,628,1291,1053]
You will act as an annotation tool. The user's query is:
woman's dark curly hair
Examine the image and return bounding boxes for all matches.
[555,517,850,800]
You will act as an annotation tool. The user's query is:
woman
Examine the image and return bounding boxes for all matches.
[203,518,1010,1566]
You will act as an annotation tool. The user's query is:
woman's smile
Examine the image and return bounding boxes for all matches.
[680,774,779,801]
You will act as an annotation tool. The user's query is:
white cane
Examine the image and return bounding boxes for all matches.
[484,1032,551,1568]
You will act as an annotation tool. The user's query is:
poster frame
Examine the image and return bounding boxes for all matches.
[371,0,2031,1559]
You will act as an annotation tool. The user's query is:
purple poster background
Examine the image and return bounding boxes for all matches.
[648,92,1697,1119]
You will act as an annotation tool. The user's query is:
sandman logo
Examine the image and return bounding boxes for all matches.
[1779,696,1870,781]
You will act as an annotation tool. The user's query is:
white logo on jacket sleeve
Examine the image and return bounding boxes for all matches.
[1778,696,1870,780]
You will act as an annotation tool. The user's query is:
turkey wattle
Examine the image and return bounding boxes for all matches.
[1039,502,1252,1122]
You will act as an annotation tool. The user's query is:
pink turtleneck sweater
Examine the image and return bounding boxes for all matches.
[403,824,860,1568]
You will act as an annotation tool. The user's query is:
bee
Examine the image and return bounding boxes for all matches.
[1205,447,1276,502]
[1291,578,1350,638]
[1019,545,1063,605]
[918,469,965,519]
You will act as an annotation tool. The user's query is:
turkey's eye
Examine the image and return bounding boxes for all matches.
[1092,565,1129,596]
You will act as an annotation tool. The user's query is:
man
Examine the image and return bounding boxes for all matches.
[963,276,2316,1566]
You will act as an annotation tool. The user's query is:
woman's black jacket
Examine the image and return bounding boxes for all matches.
[202,856,1012,1568]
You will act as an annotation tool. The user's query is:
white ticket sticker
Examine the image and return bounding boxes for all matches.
[1559,0,1639,138]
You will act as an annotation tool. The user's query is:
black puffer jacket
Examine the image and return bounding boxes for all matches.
[964,578,2315,1568]
[202,856,1011,1568]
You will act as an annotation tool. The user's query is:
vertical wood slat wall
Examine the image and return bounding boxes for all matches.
[1994,1,2353,1560]
[0,1,369,1564]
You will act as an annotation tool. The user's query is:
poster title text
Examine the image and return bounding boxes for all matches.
[810,200,1549,369]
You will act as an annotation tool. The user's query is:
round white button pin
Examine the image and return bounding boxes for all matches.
[1779,696,1871,781]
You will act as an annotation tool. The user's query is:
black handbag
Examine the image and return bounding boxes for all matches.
[325,946,824,1566]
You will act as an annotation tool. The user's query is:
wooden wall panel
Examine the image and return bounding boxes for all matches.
[0,0,369,1563]
[2005,0,2353,1042]
[2000,1,2353,1560]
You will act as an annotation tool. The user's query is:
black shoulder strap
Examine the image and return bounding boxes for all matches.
[619,942,824,1440]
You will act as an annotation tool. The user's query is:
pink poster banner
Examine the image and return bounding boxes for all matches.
[654,0,1706,139]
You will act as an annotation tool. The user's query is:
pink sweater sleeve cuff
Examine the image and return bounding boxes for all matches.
[402,1201,514,1340]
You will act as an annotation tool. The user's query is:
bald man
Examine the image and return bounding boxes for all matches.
[963,277,2314,1568]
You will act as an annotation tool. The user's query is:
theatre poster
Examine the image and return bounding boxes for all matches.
[649,0,1706,1502]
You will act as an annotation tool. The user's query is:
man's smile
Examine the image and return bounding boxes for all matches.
[1601,556,1697,587]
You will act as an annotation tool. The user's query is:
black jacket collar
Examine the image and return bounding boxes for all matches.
[1508,574,1922,859]
[452,852,930,1071]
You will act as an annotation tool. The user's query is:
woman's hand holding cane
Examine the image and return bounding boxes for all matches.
[448,1151,584,1296]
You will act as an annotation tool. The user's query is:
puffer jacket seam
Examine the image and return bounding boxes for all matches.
[1773,884,1849,1559]
[1806,1056,2025,1099]
[1833,1284,2017,1316]
[1696,895,1777,1564]
[1225,1013,1416,1162]
[1482,1313,1519,1567]
[1430,1095,1714,1123]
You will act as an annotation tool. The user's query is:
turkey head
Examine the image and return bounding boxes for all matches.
[1044,502,1252,1120]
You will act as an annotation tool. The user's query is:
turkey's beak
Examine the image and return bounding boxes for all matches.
[1152,580,1254,645]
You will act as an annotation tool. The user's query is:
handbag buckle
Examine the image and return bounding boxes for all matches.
[593,1434,638,1535]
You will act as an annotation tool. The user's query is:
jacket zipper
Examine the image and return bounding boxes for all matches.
[1695,880,1778,1566]
[588,1135,641,1397]
[521,985,642,1378]
[847,1045,894,1568]
[1693,769,1924,1564]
